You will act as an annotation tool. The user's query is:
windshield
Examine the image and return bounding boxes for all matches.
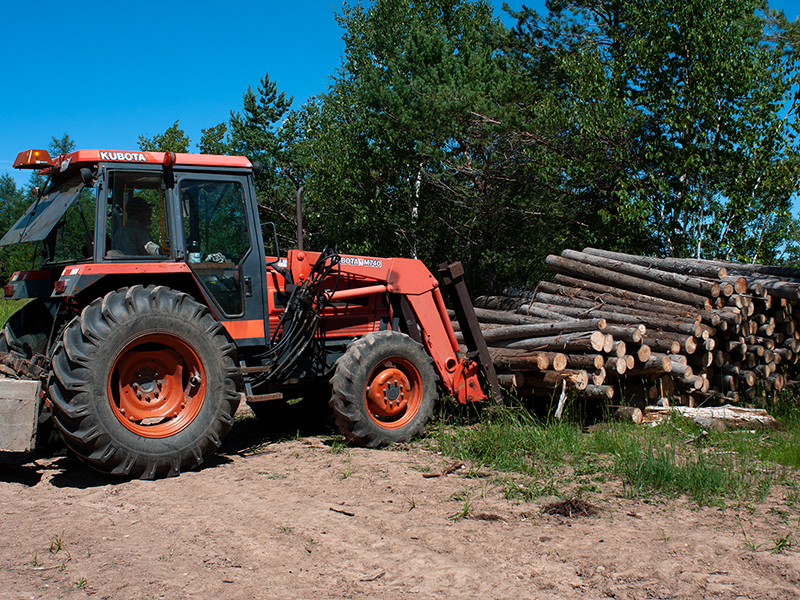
[0,174,86,246]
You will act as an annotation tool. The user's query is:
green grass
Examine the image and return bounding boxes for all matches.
[0,299,27,328]
[429,396,800,507]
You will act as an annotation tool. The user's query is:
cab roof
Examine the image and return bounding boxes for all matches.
[14,148,253,172]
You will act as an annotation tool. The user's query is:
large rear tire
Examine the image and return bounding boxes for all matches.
[48,286,241,479]
[329,331,437,447]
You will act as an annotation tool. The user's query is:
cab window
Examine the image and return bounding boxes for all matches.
[181,180,250,315]
[45,180,96,263]
[105,171,169,258]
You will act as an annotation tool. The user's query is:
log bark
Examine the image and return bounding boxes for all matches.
[565,354,606,370]
[613,406,644,424]
[480,319,606,344]
[584,385,615,399]
[546,254,713,309]
[503,331,607,353]
[582,247,728,280]
[644,404,779,429]
[562,249,721,297]
[489,350,551,372]
[472,307,550,325]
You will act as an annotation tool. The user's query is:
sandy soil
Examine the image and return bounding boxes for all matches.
[2,409,800,600]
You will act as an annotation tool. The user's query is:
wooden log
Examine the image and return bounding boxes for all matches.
[561,249,721,297]
[613,406,643,424]
[645,331,697,354]
[645,337,682,354]
[489,350,551,372]
[667,358,694,379]
[720,276,749,295]
[502,331,607,353]
[675,375,704,390]
[628,353,672,376]
[473,295,528,311]
[644,404,780,429]
[592,368,607,386]
[584,385,615,399]
[535,287,705,327]
[605,356,628,375]
[582,247,728,280]
[632,344,652,362]
[515,303,578,322]
[472,307,551,325]
[546,254,713,309]
[585,324,641,345]
[480,319,606,344]
[527,297,706,338]
[497,373,525,389]
[767,373,785,391]
[565,354,606,370]
[532,369,590,390]
[542,278,738,327]
[741,278,800,301]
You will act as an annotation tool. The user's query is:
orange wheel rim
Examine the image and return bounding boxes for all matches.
[109,333,206,438]
[365,357,423,429]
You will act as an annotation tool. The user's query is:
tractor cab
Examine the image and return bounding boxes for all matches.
[2,149,272,347]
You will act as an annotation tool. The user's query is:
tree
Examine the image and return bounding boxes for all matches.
[138,120,191,153]
[0,174,36,280]
[49,132,76,156]
[507,0,800,262]
[198,123,230,155]
[307,0,563,292]
[226,74,300,246]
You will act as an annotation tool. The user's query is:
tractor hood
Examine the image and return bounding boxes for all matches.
[0,175,84,246]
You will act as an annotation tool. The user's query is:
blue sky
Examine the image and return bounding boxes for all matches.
[1,0,798,190]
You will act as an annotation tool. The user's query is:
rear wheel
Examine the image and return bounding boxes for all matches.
[48,285,241,479]
[329,331,437,447]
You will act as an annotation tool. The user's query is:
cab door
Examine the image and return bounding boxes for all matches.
[175,172,267,347]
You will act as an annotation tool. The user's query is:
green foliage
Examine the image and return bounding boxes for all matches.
[0,174,37,280]
[508,0,800,262]
[305,0,567,291]
[156,0,799,287]
[138,120,191,153]
[48,132,76,157]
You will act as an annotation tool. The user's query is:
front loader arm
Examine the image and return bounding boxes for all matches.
[285,250,500,404]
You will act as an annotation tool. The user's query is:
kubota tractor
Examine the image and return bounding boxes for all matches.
[0,148,499,478]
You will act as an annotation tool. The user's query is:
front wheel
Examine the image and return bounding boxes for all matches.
[48,285,241,479]
[329,331,438,447]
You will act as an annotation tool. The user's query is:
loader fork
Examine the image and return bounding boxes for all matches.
[438,261,502,404]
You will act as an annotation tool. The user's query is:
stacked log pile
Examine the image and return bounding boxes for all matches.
[462,248,800,409]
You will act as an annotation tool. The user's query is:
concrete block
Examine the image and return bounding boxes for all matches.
[0,378,41,452]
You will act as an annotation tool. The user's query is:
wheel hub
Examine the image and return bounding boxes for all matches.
[367,367,410,417]
[109,334,206,438]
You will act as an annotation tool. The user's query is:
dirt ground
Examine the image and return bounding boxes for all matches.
[2,407,800,600]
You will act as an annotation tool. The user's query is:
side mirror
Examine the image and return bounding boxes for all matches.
[80,168,93,185]
[261,221,280,259]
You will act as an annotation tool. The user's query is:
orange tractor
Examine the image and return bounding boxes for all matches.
[0,148,499,478]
